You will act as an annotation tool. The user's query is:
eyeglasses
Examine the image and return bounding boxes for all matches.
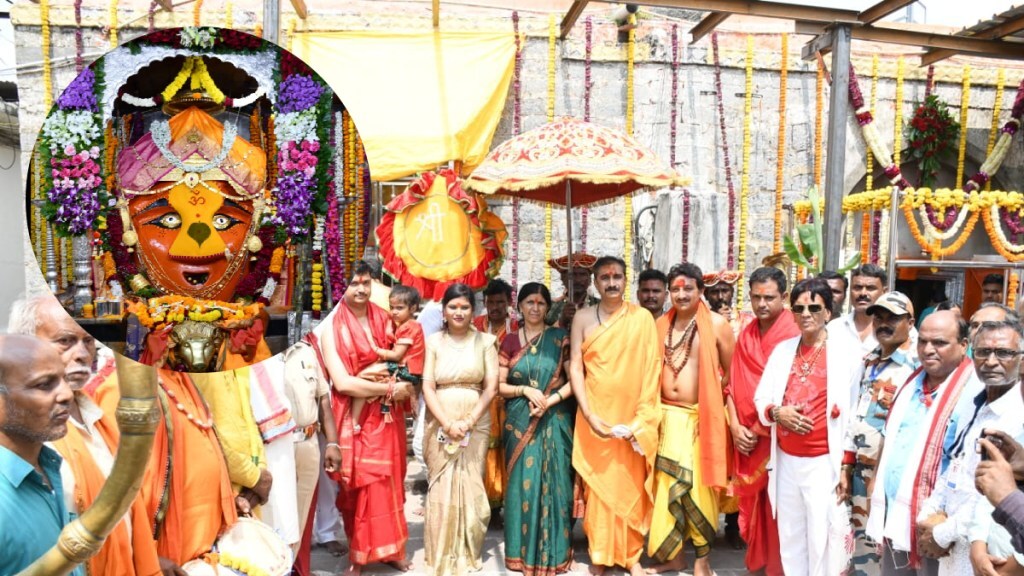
[792,304,824,314]
[973,348,1021,361]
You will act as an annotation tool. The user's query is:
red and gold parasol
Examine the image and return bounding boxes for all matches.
[463,117,684,301]
[376,169,506,301]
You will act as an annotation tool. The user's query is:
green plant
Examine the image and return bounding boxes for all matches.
[784,187,861,275]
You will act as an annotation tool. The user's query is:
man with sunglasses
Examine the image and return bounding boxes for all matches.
[754,278,862,575]
[915,320,1024,576]
[841,292,920,576]
[866,310,981,575]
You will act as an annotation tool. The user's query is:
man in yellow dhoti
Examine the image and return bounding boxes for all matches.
[570,256,661,576]
[647,263,734,576]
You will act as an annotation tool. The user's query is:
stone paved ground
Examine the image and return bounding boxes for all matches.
[309,460,750,576]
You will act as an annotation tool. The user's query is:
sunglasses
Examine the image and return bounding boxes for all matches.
[792,304,824,314]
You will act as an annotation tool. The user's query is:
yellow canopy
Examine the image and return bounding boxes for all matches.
[292,30,518,182]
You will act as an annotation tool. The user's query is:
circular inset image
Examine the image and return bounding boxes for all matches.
[27,27,372,373]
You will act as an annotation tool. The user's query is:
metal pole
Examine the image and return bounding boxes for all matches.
[887,186,901,290]
[566,181,574,305]
[263,0,280,45]
[822,24,851,271]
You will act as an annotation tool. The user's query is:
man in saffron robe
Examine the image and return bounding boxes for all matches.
[319,260,416,576]
[570,255,661,576]
[726,266,799,576]
[95,367,239,571]
[474,278,518,510]
[9,296,162,576]
[648,263,734,576]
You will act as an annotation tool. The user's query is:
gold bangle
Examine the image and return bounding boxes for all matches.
[552,390,562,403]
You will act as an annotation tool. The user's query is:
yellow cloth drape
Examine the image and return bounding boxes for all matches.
[291,30,518,182]
[191,368,266,493]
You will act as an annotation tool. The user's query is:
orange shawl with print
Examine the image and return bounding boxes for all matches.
[656,302,730,489]
[51,402,162,576]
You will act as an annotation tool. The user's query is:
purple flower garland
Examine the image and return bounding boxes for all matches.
[510,10,522,294]
[712,33,737,269]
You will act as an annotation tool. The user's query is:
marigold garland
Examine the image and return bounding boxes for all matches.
[108,0,119,48]
[581,15,592,252]
[772,33,788,254]
[986,69,1006,192]
[624,22,635,301]
[41,0,52,110]
[1008,272,1019,309]
[193,0,203,27]
[893,57,905,168]
[510,11,522,293]
[225,0,233,29]
[956,65,971,186]
[126,295,263,331]
[737,35,753,307]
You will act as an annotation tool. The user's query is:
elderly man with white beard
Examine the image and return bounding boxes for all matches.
[916,320,1024,576]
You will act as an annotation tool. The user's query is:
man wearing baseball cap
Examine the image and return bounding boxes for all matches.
[842,291,920,576]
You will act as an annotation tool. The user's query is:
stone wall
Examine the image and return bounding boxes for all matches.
[11,1,1024,301]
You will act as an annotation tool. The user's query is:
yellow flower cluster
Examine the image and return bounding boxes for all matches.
[1008,272,1019,309]
[270,247,286,275]
[108,0,119,48]
[814,60,824,188]
[893,57,904,167]
[311,261,324,312]
[160,57,226,104]
[793,199,824,222]
[842,189,892,214]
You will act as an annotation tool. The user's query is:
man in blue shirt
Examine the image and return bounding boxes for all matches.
[0,333,79,575]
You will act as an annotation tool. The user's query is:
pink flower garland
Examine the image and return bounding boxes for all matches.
[74,0,84,73]
[510,11,521,294]
[712,33,737,268]
[581,16,592,252]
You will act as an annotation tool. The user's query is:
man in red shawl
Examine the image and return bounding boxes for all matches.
[319,260,416,575]
[726,266,799,576]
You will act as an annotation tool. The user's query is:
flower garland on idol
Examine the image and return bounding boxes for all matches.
[40,61,107,237]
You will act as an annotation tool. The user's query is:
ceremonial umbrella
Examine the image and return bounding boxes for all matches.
[462,117,683,302]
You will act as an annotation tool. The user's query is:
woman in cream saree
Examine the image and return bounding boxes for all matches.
[499,282,575,576]
[422,283,499,576]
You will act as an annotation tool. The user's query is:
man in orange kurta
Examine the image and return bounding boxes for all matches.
[569,256,661,576]
[95,369,238,569]
[726,267,799,576]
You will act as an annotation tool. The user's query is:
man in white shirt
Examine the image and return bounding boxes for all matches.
[828,264,887,358]
[917,319,1024,575]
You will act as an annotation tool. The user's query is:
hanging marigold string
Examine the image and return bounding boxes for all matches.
[581,15,592,252]
[41,0,52,110]
[510,11,522,294]
[986,69,1006,192]
[32,149,43,264]
[1008,272,1019,309]
[863,54,878,263]
[814,58,824,189]
[893,56,905,168]
[737,35,753,307]
[193,0,203,26]
[711,33,737,269]
[225,0,233,29]
[544,14,555,288]
[108,0,119,48]
[956,65,972,186]
[624,21,635,301]
[772,33,788,254]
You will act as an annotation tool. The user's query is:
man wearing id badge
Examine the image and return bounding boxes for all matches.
[842,291,920,575]
[916,319,1024,575]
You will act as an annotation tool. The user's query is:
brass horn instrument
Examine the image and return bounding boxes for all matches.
[17,354,160,576]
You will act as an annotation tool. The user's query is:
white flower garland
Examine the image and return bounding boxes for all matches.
[151,118,237,173]
[273,109,319,143]
[918,203,971,241]
[119,86,266,109]
[259,277,277,300]
[41,110,102,155]
[989,203,1024,253]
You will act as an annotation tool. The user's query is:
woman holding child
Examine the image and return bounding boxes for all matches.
[499,282,575,576]
[422,283,499,576]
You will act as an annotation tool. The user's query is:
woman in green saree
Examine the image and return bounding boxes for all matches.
[498,282,575,576]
